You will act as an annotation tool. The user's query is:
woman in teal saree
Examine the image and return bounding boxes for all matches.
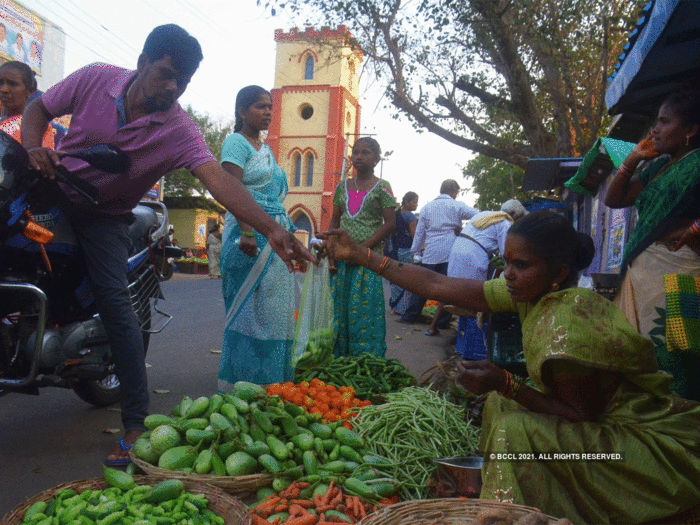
[218,86,296,390]
[320,211,700,524]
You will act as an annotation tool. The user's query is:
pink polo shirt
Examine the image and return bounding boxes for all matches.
[41,63,215,214]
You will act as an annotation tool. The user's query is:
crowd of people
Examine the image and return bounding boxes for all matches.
[5,19,700,525]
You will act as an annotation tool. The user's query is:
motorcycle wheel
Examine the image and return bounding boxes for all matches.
[71,296,151,407]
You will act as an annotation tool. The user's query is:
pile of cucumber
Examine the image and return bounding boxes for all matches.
[132,381,398,500]
[18,468,224,525]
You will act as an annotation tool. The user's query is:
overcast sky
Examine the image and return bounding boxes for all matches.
[19,0,478,207]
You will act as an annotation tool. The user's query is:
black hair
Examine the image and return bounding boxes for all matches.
[440,179,460,195]
[661,89,700,146]
[401,191,418,206]
[508,210,595,288]
[354,136,381,158]
[142,24,203,79]
[233,85,270,132]
[0,60,37,93]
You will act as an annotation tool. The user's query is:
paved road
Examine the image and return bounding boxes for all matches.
[0,273,455,516]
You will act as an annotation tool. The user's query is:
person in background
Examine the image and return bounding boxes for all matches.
[439,199,528,357]
[28,41,41,71]
[218,85,298,389]
[321,211,700,525]
[0,24,9,56]
[22,26,313,466]
[399,179,478,331]
[604,88,700,401]
[329,136,396,357]
[206,223,222,278]
[388,191,419,315]
[0,61,53,147]
[10,32,27,64]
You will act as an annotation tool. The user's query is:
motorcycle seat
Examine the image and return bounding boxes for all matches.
[128,205,160,255]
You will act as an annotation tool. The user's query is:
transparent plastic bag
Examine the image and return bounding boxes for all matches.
[292,257,336,370]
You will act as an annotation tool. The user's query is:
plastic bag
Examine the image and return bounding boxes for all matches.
[292,257,336,370]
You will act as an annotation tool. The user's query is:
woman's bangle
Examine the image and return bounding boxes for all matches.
[691,220,700,235]
[510,375,526,399]
[617,164,633,180]
[499,370,513,398]
[378,256,391,276]
[241,231,255,238]
[367,247,371,267]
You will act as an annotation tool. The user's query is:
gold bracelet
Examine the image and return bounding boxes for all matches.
[617,164,633,179]
[378,256,391,276]
[367,247,372,267]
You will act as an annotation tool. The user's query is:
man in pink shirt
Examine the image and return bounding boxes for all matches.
[22,24,313,465]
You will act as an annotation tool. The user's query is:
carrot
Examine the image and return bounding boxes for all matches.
[315,504,336,513]
[255,496,281,511]
[329,491,343,506]
[358,499,367,519]
[320,481,335,506]
[288,503,309,517]
[313,494,324,508]
[251,515,273,525]
[272,504,289,514]
[285,515,318,525]
[291,499,315,508]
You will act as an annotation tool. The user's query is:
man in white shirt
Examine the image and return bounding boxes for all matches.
[398,179,478,325]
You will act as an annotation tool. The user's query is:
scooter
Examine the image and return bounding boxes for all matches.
[0,131,178,406]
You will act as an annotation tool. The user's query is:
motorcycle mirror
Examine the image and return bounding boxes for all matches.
[62,145,130,174]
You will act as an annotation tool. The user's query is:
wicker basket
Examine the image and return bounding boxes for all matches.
[130,451,274,495]
[1,475,250,525]
[356,498,562,525]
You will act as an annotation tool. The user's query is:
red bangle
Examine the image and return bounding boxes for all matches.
[617,164,633,179]
[500,370,514,398]
[378,256,391,276]
[691,220,700,235]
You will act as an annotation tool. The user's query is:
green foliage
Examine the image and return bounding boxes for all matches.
[462,154,534,211]
[163,106,235,198]
[263,0,645,170]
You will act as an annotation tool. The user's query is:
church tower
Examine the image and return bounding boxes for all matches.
[267,26,363,242]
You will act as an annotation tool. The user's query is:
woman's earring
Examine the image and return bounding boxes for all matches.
[552,283,560,291]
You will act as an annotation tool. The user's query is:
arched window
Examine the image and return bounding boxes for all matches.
[304,55,314,80]
[294,153,302,186]
[306,154,314,187]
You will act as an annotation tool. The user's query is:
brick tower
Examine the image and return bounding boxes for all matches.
[266,26,363,243]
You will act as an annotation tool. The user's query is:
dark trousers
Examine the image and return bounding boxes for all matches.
[69,209,148,432]
[400,261,452,326]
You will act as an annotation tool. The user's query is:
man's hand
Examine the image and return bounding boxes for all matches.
[238,235,258,258]
[267,228,316,272]
[27,147,63,179]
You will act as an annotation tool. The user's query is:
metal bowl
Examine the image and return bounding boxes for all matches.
[432,456,483,498]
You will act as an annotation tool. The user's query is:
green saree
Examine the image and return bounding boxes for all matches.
[480,280,700,524]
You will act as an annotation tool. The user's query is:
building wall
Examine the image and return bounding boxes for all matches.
[168,209,221,250]
[269,26,363,239]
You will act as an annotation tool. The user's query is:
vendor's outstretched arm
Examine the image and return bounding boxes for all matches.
[194,161,316,270]
[320,228,490,311]
[22,98,63,177]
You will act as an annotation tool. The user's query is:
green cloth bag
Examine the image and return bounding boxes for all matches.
[565,137,635,196]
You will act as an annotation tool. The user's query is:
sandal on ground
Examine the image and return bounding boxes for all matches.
[424,329,440,337]
[105,439,133,466]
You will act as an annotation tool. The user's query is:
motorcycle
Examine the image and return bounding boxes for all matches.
[0,131,181,406]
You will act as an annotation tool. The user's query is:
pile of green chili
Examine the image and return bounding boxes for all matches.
[295,353,415,399]
[352,386,480,500]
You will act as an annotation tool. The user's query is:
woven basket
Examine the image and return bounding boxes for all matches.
[356,498,562,525]
[130,451,274,495]
[1,475,250,525]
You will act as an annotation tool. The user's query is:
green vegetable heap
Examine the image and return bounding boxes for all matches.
[19,469,223,525]
[296,353,416,399]
[132,381,398,501]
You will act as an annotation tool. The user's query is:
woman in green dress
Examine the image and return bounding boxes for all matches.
[328,137,396,357]
[320,211,700,524]
[605,89,700,401]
